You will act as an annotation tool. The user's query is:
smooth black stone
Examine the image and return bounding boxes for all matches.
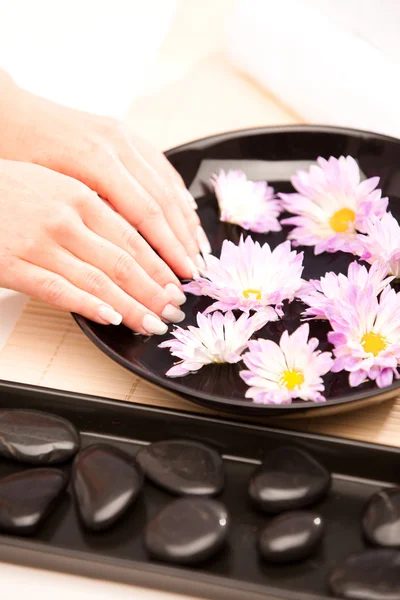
[0,409,80,465]
[136,439,224,496]
[73,444,143,531]
[249,446,331,513]
[0,468,68,535]
[329,550,400,600]
[363,488,400,547]
[259,511,324,563]
[145,497,229,565]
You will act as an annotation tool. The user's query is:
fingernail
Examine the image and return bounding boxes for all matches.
[186,190,198,209]
[186,256,199,279]
[161,304,185,323]
[195,253,206,270]
[142,314,168,335]
[197,226,212,254]
[97,304,123,326]
[164,283,186,305]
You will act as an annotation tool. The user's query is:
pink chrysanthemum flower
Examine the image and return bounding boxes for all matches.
[159,311,269,378]
[300,261,393,320]
[280,156,388,255]
[328,285,400,388]
[211,169,282,233]
[240,323,333,405]
[357,213,400,279]
[183,236,305,319]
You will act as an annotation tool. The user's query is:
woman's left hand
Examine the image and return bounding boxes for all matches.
[0,76,211,281]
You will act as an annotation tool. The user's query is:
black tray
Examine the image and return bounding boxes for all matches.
[0,380,398,600]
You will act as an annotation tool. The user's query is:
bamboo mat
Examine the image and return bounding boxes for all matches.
[1,298,400,448]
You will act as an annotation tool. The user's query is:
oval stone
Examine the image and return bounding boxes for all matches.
[363,487,400,547]
[0,409,80,465]
[145,497,229,564]
[249,446,331,513]
[329,550,400,600]
[73,444,143,531]
[0,468,68,535]
[259,511,324,563]
[136,439,224,496]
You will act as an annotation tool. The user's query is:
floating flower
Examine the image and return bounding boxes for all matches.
[159,311,270,378]
[211,169,282,233]
[300,261,393,320]
[183,236,304,319]
[280,156,388,254]
[240,324,333,404]
[357,212,400,279]
[328,285,400,388]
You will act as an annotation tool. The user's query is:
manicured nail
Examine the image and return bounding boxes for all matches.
[97,305,123,326]
[142,314,168,335]
[161,304,185,323]
[186,256,199,279]
[195,253,206,270]
[197,226,212,254]
[164,283,186,305]
[186,190,198,209]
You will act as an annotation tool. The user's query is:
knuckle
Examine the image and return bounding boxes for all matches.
[161,183,176,205]
[40,277,65,305]
[113,252,135,283]
[44,206,75,237]
[136,196,162,227]
[70,188,96,212]
[120,223,140,257]
[84,269,109,295]
[144,196,162,218]
[148,263,169,284]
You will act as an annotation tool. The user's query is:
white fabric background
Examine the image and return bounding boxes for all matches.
[226,0,400,139]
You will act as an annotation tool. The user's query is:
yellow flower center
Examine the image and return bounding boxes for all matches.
[280,369,305,390]
[361,332,387,356]
[329,208,356,233]
[243,288,262,300]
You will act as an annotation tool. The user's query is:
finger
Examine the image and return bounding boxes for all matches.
[81,197,186,305]
[130,136,211,253]
[93,160,199,280]
[3,259,125,327]
[176,188,212,256]
[120,141,206,262]
[23,250,171,334]
[133,134,198,209]
[59,221,186,323]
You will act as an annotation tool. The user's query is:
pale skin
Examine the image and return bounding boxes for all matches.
[0,70,211,335]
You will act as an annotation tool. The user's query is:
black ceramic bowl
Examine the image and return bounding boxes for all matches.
[74,125,400,417]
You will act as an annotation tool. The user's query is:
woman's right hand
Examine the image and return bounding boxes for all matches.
[0,159,188,335]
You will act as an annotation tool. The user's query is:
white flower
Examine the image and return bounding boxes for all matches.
[240,324,334,404]
[357,212,400,279]
[211,169,282,233]
[300,261,393,320]
[184,235,305,319]
[159,311,270,378]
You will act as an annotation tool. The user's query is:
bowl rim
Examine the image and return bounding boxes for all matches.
[74,124,400,412]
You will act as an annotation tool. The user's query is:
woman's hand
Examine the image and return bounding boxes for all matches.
[0,73,211,280]
[0,159,188,335]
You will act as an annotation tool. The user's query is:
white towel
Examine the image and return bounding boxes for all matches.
[225,0,400,140]
[0,0,177,117]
